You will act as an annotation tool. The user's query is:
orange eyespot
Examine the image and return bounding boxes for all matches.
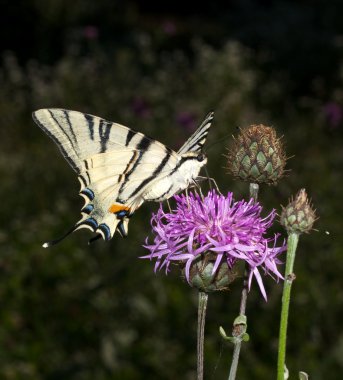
[108,204,131,214]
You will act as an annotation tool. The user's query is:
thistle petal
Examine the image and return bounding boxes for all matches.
[143,190,286,297]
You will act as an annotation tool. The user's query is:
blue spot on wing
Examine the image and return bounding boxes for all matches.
[81,188,94,201]
[82,217,98,231]
[82,204,94,214]
[98,223,111,240]
[117,210,129,218]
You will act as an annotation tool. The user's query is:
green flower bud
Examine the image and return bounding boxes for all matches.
[280,189,317,234]
[183,254,238,293]
[226,124,287,185]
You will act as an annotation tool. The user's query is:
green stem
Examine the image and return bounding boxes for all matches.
[228,183,259,380]
[197,291,208,380]
[277,232,299,380]
[228,331,243,380]
[228,268,249,380]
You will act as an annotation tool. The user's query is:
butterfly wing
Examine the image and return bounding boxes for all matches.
[177,111,214,155]
[78,146,180,241]
[33,108,171,173]
[33,109,213,245]
[33,108,181,244]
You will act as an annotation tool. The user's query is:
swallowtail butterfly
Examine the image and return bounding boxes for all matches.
[33,109,213,246]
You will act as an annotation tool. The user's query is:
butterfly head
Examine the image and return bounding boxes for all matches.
[174,151,208,186]
[196,152,206,163]
[181,151,207,166]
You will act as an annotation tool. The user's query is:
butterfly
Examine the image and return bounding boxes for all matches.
[32,109,214,247]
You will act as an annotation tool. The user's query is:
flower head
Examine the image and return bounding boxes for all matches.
[142,191,286,299]
[83,25,99,40]
[176,111,197,132]
[226,124,287,185]
[323,101,343,129]
[280,188,317,235]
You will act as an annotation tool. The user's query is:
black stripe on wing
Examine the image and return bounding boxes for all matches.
[177,111,214,155]
[126,149,172,199]
[32,111,79,172]
[81,111,150,153]
[48,110,77,151]
[125,129,136,146]
[117,135,152,202]
[84,113,95,140]
[99,120,112,153]
[63,110,78,144]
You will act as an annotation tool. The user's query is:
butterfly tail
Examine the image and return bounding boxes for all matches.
[42,224,80,248]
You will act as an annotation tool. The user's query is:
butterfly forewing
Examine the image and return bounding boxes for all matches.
[33,108,213,245]
[33,109,169,173]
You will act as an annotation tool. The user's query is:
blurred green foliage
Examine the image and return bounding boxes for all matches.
[0,1,342,379]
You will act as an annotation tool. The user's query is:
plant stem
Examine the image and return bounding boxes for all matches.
[197,291,208,380]
[228,268,249,380]
[228,183,259,380]
[277,232,299,380]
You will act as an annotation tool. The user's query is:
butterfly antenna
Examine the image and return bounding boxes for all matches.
[205,133,232,153]
[42,225,78,248]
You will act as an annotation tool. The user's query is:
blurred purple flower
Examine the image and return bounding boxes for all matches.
[131,97,151,119]
[83,25,99,40]
[176,111,197,132]
[162,20,177,35]
[323,102,343,129]
[142,191,286,299]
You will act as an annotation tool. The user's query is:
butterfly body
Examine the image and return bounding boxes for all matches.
[141,152,207,202]
[33,108,213,245]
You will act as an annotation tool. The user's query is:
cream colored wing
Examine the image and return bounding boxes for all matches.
[33,108,213,246]
[77,147,179,241]
[33,108,171,173]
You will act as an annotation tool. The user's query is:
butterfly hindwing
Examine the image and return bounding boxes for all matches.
[77,146,180,240]
[33,108,213,245]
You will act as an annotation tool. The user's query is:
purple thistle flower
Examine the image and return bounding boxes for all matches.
[176,111,197,132]
[142,191,286,299]
[82,25,99,40]
[322,101,343,129]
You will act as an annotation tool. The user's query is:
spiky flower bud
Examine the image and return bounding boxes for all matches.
[280,189,317,234]
[226,124,287,185]
[185,254,238,292]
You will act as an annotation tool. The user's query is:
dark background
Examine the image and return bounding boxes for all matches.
[0,1,342,379]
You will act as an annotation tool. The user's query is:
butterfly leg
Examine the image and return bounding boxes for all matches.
[209,177,220,193]
[197,175,221,194]
[199,185,204,200]
[192,179,204,200]
[185,187,190,208]
[166,199,172,212]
